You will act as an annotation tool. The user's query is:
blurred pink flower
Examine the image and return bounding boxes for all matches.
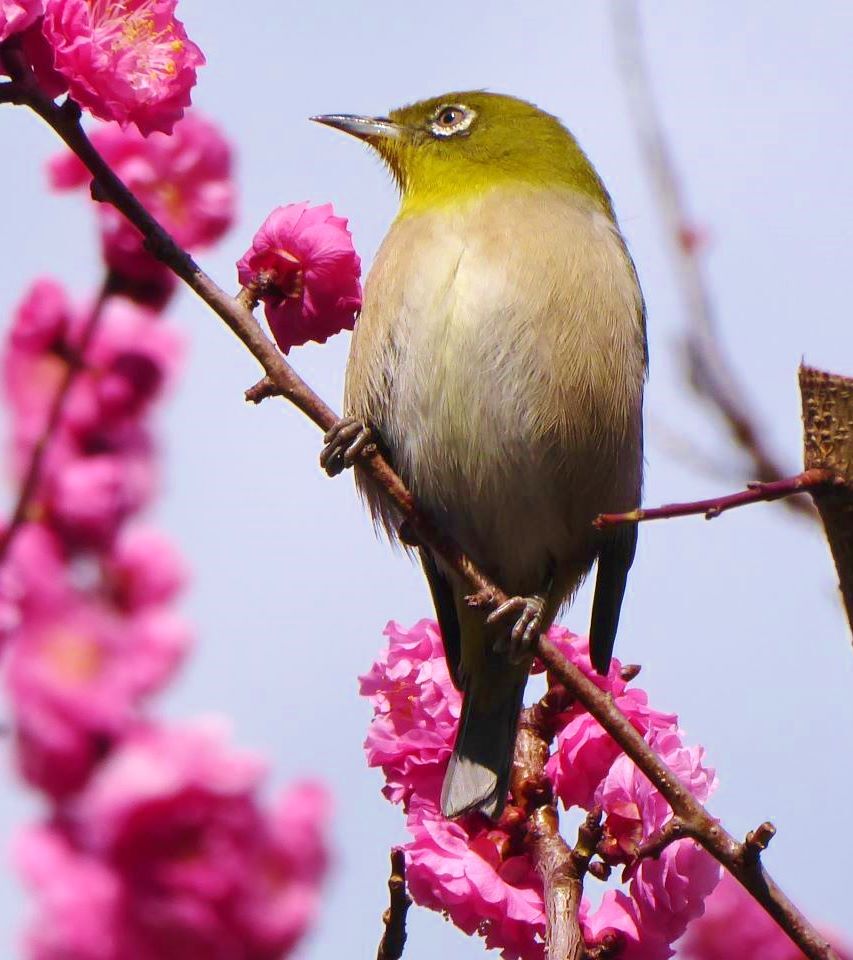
[46,450,157,548]
[237,202,362,353]
[104,525,188,611]
[36,722,332,958]
[359,618,458,807]
[42,0,204,135]
[3,281,182,460]
[679,873,853,960]
[0,0,41,41]
[16,825,123,960]
[0,522,69,642]
[49,113,235,285]
[5,597,190,796]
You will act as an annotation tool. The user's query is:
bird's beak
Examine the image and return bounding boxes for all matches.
[310,114,405,142]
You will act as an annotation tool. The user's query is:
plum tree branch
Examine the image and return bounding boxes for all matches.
[595,468,839,529]
[7,76,839,960]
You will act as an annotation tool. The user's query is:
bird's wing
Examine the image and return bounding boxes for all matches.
[419,548,463,691]
[589,524,638,675]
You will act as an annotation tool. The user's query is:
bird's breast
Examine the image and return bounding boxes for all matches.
[345,186,646,590]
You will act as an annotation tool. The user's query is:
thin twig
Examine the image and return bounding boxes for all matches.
[377,849,411,960]
[594,468,838,529]
[611,0,814,520]
[0,278,111,563]
[7,75,839,960]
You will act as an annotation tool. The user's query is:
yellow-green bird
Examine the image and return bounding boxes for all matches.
[315,92,646,820]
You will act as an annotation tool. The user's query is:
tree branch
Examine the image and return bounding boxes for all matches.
[377,848,411,960]
[594,469,838,529]
[11,81,840,960]
[611,0,815,521]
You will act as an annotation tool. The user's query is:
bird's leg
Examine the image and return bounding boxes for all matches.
[319,416,375,477]
[488,565,555,664]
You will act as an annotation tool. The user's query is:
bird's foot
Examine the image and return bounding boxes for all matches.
[320,417,375,477]
[487,593,546,663]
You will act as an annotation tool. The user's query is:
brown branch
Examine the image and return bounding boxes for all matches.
[377,848,411,960]
[594,469,838,529]
[800,365,853,636]
[611,0,814,521]
[511,688,598,960]
[0,278,111,563]
[7,75,840,960]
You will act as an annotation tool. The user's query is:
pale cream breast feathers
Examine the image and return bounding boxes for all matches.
[345,185,646,591]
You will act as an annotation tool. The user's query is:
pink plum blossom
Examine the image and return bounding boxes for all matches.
[0,522,69,642]
[18,722,332,958]
[49,113,235,288]
[679,873,853,960]
[4,597,190,796]
[237,202,362,353]
[104,525,188,611]
[42,0,204,135]
[0,0,41,42]
[359,618,458,807]
[362,619,724,960]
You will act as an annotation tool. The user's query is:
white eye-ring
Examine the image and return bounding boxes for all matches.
[429,104,476,138]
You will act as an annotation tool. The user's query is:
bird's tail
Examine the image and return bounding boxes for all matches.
[440,669,527,820]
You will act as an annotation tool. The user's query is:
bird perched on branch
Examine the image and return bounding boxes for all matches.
[315,92,646,820]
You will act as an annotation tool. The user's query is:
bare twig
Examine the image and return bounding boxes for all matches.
[6,75,840,960]
[0,279,110,563]
[611,0,814,520]
[800,365,853,635]
[594,468,838,529]
[377,848,411,960]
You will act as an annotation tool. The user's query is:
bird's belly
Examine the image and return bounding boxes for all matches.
[349,189,646,594]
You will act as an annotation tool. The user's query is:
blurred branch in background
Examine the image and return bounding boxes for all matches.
[611,0,815,521]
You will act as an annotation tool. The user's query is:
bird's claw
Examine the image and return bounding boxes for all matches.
[487,594,546,663]
[320,417,375,477]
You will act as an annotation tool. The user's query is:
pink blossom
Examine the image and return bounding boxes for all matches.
[0,522,69,642]
[49,722,331,958]
[3,281,182,462]
[359,618,459,807]
[0,0,41,42]
[46,450,157,548]
[679,873,853,960]
[16,825,123,960]
[104,525,188,611]
[362,619,725,959]
[406,806,546,960]
[42,0,204,135]
[237,202,362,353]
[49,113,235,285]
[4,597,190,796]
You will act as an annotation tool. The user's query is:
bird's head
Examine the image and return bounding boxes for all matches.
[312,91,613,217]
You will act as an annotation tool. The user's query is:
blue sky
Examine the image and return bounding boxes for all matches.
[1,2,852,956]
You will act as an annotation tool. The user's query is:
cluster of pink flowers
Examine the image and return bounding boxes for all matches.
[1,0,203,135]
[0,112,331,959]
[361,620,722,959]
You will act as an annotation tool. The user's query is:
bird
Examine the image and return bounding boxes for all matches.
[314,92,646,820]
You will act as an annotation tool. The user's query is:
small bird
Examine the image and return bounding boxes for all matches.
[315,92,646,820]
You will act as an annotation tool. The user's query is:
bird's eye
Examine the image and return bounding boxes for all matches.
[429,104,476,138]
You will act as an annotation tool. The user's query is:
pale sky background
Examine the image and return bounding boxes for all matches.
[1,2,852,956]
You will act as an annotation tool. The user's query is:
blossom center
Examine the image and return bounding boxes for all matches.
[43,627,103,682]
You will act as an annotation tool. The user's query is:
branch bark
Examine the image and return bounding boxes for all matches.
[5,77,839,960]
[800,365,853,636]
[594,469,838,529]
[377,849,411,960]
